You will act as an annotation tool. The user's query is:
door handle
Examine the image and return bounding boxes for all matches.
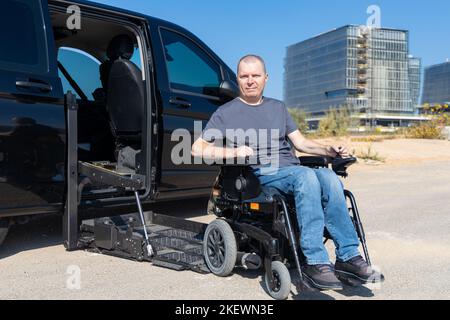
[169,98,191,108]
[16,80,53,93]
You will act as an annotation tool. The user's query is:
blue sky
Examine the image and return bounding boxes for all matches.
[94,0,450,100]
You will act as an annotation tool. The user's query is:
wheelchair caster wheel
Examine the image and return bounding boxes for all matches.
[264,261,291,300]
[203,219,237,277]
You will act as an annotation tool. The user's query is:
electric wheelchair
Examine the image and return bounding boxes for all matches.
[203,156,372,300]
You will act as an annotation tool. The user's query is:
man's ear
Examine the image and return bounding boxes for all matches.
[265,73,269,82]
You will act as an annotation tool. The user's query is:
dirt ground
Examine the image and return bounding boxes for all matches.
[313,137,450,166]
[1,138,449,300]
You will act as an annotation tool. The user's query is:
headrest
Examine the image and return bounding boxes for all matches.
[106,34,134,60]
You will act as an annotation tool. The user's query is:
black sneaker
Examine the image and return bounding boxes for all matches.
[301,264,343,291]
[335,255,385,284]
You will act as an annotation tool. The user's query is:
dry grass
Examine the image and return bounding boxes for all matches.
[353,144,385,163]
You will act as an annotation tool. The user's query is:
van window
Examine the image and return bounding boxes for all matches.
[57,48,101,101]
[130,47,142,71]
[0,0,48,73]
[160,29,222,96]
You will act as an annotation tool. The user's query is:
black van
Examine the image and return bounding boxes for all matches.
[0,0,239,247]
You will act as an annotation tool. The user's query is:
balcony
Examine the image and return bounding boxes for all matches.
[357,38,368,44]
[358,78,367,85]
[357,68,367,74]
[358,58,368,65]
[358,64,369,70]
[357,50,367,56]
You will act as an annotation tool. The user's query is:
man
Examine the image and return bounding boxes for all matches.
[192,55,384,290]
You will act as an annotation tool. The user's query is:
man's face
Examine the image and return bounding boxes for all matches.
[237,60,268,103]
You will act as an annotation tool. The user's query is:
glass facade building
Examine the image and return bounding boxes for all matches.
[422,62,450,105]
[408,56,422,108]
[284,25,418,116]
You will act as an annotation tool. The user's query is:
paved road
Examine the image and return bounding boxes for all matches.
[1,160,450,300]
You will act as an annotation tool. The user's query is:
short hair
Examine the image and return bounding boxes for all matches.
[237,54,267,74]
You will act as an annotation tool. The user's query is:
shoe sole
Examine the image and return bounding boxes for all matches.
[301,273,343,291]
[335,269,385,284]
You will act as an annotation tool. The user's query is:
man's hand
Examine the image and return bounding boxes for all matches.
[234,145,254,158]
[326,145,350,158]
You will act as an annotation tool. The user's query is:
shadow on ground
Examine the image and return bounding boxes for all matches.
[233,266,375,300]
[0,214,62,259]
[0,197,210,260]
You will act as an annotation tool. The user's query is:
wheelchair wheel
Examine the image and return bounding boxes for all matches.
[264,261,291,300]
[203,219,237,277]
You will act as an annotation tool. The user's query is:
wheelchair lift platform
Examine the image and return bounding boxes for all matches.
[65,159,211,273]
[79,211,210,274]
[65,159,210,273]
[63,93,210,274]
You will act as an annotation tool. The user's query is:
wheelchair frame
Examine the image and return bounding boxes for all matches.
[204,156,371,299]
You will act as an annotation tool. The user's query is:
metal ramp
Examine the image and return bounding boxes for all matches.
[78,212,209,274]
[63,92,210,274]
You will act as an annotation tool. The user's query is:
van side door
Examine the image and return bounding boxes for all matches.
[0,0,65,215]
[149,22,228,193]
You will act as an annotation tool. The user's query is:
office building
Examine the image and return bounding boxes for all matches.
[284,25,423,126]
[422,61,450,106]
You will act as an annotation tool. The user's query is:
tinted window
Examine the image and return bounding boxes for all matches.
[0,0,48,73]
[160,29,221,96]
[58,48,101,101]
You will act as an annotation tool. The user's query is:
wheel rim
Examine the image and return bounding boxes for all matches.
[206,227,225,268]
[271,271,281,293]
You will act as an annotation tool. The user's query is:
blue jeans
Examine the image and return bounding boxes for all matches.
[253,166,360,265]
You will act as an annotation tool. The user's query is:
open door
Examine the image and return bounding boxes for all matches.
[0,0,66,214]
[48,3,154,204]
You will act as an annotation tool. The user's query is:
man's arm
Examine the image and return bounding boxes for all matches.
[287,130,349,158]
[191,137,253,160]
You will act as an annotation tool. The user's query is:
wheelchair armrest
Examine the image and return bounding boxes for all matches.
[298,156,331,168]
[331,156,357,177]
[299,156,357,177]
[203,156,252,167]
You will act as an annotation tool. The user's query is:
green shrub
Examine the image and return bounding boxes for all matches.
[404,121,443,139]
[287,108,309,133]
[404,103,449,139]
[318,106,351,137]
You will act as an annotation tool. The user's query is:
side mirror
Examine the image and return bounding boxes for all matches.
[219,80,239,100]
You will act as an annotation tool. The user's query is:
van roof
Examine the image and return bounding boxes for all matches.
[53,0,168,25]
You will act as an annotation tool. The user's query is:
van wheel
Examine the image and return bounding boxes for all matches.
[264,261,291,300]
[0,218,10,247]
[203,219,237,277]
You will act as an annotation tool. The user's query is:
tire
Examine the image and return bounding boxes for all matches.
[203,219,237,277]
[0,218,10,248]
[264,261,291,300]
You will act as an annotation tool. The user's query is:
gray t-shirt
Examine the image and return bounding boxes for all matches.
[202,97,300,169]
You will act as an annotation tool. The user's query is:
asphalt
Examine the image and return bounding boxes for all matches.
[1,160,449,300]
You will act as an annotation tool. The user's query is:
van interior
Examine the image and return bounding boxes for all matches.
[49,7,148,197]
